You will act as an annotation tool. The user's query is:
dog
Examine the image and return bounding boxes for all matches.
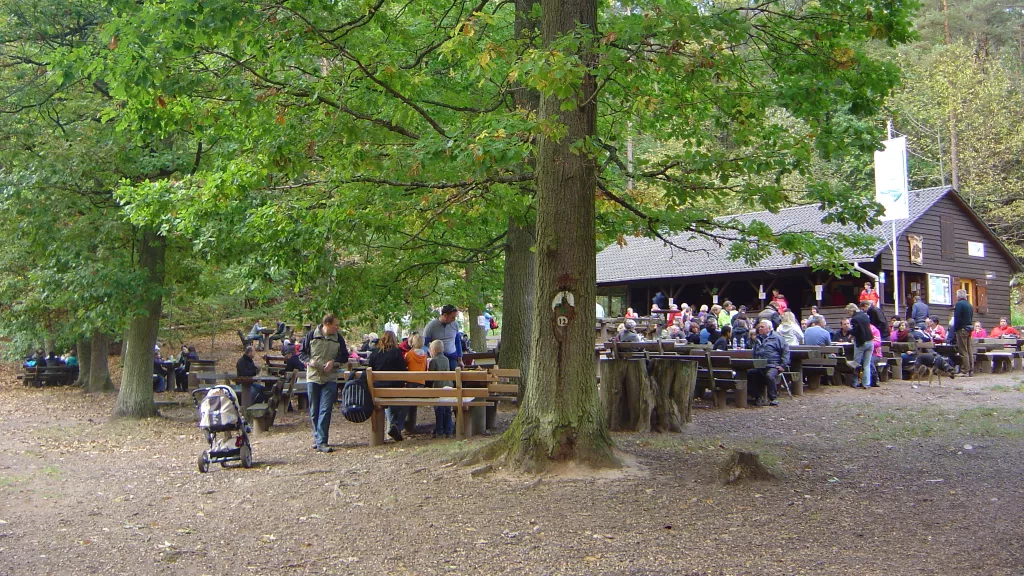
[911,352,956,386]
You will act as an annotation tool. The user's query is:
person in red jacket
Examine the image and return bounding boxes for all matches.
[770,289,789,314]
[990,317,1022,338]
[925,316,947,343]
[860,281,880,308]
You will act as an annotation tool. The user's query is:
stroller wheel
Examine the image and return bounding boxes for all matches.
[197,451,209,473]
[240,443,253,468]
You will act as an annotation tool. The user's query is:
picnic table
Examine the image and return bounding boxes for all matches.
[257,327,277,351]
[195,373,280,410]
[788,347,823,395]
[233,375,280,410]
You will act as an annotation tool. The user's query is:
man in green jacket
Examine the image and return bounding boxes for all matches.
[953,289,974,377]
[299,314,349,453]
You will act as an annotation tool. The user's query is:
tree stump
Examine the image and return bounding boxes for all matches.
[599,359,654,432]
[719,451,776,484]
[647,359,697,432]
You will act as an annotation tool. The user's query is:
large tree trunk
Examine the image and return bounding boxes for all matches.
[494,0,541,395]
[74,336,91,388]
[466,265,488,352]
[114,230,166,418]
[87,331,114,393]
[478,0,616,471]
[499,218,536,396]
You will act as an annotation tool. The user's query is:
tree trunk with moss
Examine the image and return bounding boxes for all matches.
[74,336,91,388]
[477,0,616,472]
[494,0,540,395]
[466,265,488,353]
[114,230,165,418]
[86,331,114,393]
[499,219,536,396]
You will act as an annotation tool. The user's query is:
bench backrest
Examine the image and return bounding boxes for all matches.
[27,365,75,372]
[712,349,753,359]
[191,360,217,373]
[365,368,492,401]
[196,372,234,381]
[488,368,521,395]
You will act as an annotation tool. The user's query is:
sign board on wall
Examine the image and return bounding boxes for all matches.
[928,274,952,306]
[968,241,985,258]
[907,234,923,265]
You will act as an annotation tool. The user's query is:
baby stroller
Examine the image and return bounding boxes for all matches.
[192,385,253,472]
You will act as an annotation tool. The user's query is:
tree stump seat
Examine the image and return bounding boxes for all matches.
[599,358,696,432]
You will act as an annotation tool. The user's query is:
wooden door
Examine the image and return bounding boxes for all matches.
[957,278,977,307]
[976,284,989,314]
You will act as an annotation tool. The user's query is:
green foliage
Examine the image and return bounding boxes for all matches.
[890,39,1024,254]
[0,0,921,348]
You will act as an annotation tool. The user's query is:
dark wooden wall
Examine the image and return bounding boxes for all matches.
[878,192,1019,330]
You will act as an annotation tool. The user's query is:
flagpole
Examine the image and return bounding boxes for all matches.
[887,121,901,320]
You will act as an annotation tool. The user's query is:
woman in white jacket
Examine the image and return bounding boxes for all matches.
[776,311,804,346]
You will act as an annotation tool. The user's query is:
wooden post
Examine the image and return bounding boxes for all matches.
[485,404,497,429]
[454,368,465,440]
[370,408,385,446]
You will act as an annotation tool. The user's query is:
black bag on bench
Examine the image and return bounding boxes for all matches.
[341,379,373,423]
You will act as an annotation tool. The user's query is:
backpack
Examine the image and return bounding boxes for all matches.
[340,379,374,423]
[489,316,498,330]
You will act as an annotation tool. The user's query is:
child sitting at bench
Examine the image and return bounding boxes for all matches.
[428,340,454,438]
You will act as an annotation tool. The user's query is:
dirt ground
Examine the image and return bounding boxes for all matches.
[2,343,1024,575]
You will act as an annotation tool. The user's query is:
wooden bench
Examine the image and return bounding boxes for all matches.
[267,325,294,350]
[800,358,836,390]
[1013,351,1024,371]
[607,341,675,360]
[237,329,261,350]
[246,378,287,433]
[485,368,520,429]
[263,354,287,376]
[976,351,1013,373]
[685,352,747,409]
[463,351,497,368]
[186,360,218,390]
[17,365,77,387]
[365,369,494,445]
[277,370,300,414]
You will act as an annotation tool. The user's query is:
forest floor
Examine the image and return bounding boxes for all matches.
[2,338,1024,575]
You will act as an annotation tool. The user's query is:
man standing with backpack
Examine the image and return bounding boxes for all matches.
[300,314,349,453]
[848,303,875,388]
[953,289,975,377]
